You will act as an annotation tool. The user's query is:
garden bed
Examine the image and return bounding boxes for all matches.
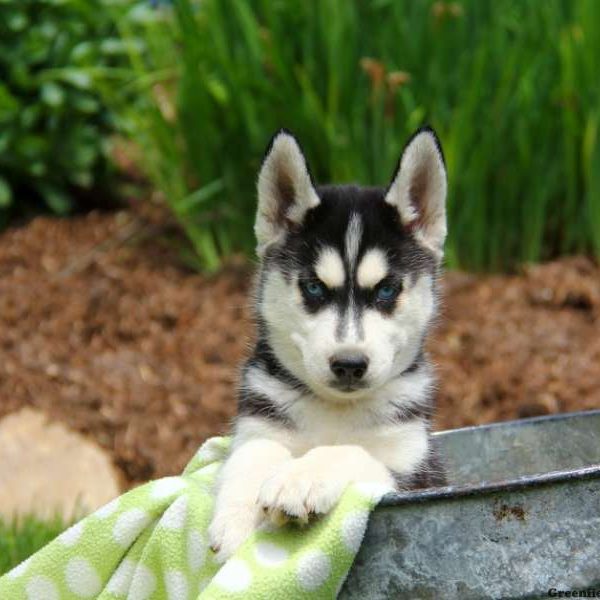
[0,207,598,487]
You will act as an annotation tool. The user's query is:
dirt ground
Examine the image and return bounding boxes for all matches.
[0,208,598,487]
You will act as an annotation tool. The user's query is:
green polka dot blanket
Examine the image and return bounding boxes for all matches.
[0,437,392,599]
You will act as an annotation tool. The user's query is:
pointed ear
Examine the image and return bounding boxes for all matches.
[385,127,448,259]
[255,130,320,255]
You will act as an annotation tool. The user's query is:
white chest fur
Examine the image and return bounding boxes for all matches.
[234,410,429,477]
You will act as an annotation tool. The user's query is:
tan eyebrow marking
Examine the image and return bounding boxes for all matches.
[315,246,345,288]
[356,248,388,288]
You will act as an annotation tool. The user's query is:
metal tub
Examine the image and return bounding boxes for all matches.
[342,410,600,599]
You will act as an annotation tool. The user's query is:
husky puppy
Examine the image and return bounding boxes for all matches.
[209,127,448,561]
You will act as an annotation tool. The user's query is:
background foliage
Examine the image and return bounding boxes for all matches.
[117,0,600,271]
[0,0,598,272]
[0,515,67,576]
[0,0,133,225]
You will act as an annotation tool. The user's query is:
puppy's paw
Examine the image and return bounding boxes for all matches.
[208,504,260,563]
[258,458,345,526]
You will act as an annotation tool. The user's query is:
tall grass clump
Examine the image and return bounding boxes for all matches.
[0,515,67,575]
[115,0,600,272]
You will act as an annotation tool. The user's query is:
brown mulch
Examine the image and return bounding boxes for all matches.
[434,258,600,428]
[0,209,598,487]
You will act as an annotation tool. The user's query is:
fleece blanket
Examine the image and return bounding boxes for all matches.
[0,436,392,599]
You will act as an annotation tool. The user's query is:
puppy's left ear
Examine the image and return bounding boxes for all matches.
[385,127,447,259]
[255,130,320,256]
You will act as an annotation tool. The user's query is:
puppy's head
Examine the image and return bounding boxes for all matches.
[255,128,447,402]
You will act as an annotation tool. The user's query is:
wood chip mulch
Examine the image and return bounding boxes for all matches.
[1,209,598,487]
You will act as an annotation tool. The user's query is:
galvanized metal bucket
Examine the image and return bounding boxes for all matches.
[342,410,600,599]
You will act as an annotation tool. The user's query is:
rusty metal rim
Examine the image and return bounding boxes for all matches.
[379,409,600,507]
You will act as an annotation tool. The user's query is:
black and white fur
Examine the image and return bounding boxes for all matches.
[209,127,448,561]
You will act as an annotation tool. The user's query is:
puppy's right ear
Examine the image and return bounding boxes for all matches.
[255,130,320,256]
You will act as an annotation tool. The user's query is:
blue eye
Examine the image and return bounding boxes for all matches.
[304,280,326,298]
[376,285,397,302]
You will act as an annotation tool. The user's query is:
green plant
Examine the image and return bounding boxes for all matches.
[0,0,134,223]
[0,515,68,576]
[117,0,600,272]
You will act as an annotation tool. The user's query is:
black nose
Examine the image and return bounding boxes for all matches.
[330,354,369,384]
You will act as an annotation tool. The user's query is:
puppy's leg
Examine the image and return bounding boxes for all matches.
[209,438,291,562]
[258,445,394,524]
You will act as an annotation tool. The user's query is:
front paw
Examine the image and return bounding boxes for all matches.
[257,458,345,526]
[208,504,260,563]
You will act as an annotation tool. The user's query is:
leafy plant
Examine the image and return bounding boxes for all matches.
[0,0,133,223]
[116,0,600,272]
[0,515,68,576]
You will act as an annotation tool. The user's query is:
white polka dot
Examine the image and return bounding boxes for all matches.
[213,558,252,592]
[160,495,188,530]
[65,557,102,597]
[195,440,222,463]
[58,521,84,546]
[129,564,156,600]
[196,462,219,478]
[151,477,187,499]
[95,497,120,519]
[254,541,289,567]
[296,550,331,591]
[113,509,151,547]
[26,575,59,600]
[187,530,206,572]
[166,570,189,600]
[8,557,31,579]
[355,481,394,502]
[196,438,229,461]
[107,558,137,595]
[341,509,369,552]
